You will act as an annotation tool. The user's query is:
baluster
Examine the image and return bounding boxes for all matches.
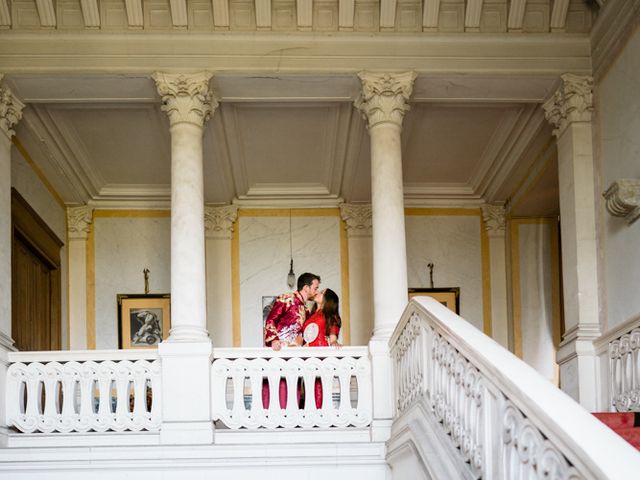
[231,360,247,422]
[149,361,162,429]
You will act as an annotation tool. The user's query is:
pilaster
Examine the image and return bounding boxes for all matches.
[66,206,93,350]
[481,204,509,348]
[543,74,600,410]
[340,204,373,346]
[205,205,237,347]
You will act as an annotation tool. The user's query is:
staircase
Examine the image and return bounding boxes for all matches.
[594,412,640,450]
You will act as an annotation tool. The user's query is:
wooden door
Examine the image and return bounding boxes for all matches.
[11,189,62,351]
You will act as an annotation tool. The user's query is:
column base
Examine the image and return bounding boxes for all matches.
[370,419,393,442]
[557,324,600,411]
[369,337,394,427]
[160,421,214,445]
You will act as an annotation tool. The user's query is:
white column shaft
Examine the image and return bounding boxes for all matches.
[68,238,89,349]
[170,123,207,340]
[488,235,508,347]
[370,123,408,338]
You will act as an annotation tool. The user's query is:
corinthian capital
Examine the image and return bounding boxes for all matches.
[0,81,25,139]
[481,204,506,237]
[152,72,218,128]
[67,206,94,240]
[339,203,372,237]
[543,74,593,137]
[204,205,238,238]
[355,71,416,128]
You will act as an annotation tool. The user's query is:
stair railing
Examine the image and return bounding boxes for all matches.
[594,313,640,412]
[389,297,640,480]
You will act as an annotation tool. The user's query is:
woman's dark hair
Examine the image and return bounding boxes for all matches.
[321,288,341,336]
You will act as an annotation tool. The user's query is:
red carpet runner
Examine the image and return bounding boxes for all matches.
[593,412,640,450]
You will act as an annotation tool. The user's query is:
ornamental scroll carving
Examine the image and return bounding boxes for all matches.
[152,72,218,128]
[603,179,640,225]
[67,206,94,240]
[339,203,372,237]
[481,204,506,237]
[204,205,238,238]
[0,80,25,139]
[355,71,416,128]
[542,74,593,137]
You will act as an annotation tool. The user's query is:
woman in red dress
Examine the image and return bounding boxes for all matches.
[302,288,341,408]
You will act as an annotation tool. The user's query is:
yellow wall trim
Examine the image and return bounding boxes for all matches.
[405,207,481,217]
[510,220,523,358]
[86,222,96,350]
[480,218,492,336]
[231,220,241,347]
[93,210,170,218]
[340,219,351,345]
[239,208,340,217]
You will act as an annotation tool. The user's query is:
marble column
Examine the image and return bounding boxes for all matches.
[543,74,600,410]
[0,78,24,445]
[481,204,509,348]
[66,206,93,350]
[153,72,217,445]
[339,203,373,346]
[355,71,415,441]
[204,205,237,347]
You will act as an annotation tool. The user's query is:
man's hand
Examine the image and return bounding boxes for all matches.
[271,339,282,351]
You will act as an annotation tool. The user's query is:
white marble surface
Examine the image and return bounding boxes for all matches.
[405,215,483,331]
[94,217,171,349]
[599,26,640,329]
[518,223,556,382]
[239,215,341,347]
[10,144,69,348]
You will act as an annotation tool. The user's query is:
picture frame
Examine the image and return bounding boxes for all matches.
[117,294,171,349]
[262,295,277,340]
[408,287,460,314]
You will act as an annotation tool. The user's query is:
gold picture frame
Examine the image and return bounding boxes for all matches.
[408,288,460,314]
[117,294,171,349]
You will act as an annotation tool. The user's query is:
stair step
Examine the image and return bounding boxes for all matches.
[610,427,640,450]
[592,412,639,429]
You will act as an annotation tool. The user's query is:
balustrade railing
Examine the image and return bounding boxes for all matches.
[594,315,640,412]
[6,350,161,434]
[211,347,372,429]
[390,297,640,480]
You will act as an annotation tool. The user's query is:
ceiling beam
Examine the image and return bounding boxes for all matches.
[35,0,57,27]
[255,0,272,29]
[212,0,230,28]
[507,0,526,32]
[124,0,144,27]
[297,0,312,30]
[550,0,570,31]
[380,0,397,30]
[338,0,355,31]
[0,0,11,28]
[422,0,440,32]
[80,0,101,28]
[169,0,188,27]
[464,0,483,32]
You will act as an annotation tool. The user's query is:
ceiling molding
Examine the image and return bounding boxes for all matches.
[403,183,483,204]
[0,0,10,27]
[550,0,570,32]
[422,0,440,31]
[232,197,344,208]
[124,0,144,27]
[80,0,101,28]
[0,33,591,75]
[338,0,355,31]
[507,0,526,32]
[205,114,237,201]
[35,0,56,27]
[220,104,251,197]
[339,109,367,203]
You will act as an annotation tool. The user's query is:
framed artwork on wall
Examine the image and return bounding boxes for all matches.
[117,294,171,349]
[408,287,460,314]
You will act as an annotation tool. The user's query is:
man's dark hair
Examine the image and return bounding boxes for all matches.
[297,272,320,291]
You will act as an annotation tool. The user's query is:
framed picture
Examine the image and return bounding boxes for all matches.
[262,295,277,337]
[408,287,460,314]
[117,294,171,349]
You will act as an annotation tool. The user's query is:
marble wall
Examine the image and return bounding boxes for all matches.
[517,223,556,382]
[598,26,640,330]
[238,213,342,347]
[94,216,171,349]
[11,145,69,348]
[405,214,484,331]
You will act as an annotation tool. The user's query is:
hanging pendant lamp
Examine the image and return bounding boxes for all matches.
[287,209,295,289]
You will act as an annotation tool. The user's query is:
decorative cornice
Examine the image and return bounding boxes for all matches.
[339,203,372,237]
[354,71,416,128]
[67,206,94,239]
[152,72,217,128]
[0,82,25,140]
[481,204,506,237]
[603,179,640,225]
[204,205,238,238]
[542,74,593,138]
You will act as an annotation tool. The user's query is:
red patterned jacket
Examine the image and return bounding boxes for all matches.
[264,291,308,347]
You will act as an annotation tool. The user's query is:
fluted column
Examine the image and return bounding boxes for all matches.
[355,71,415,441]
[481,204,509,348]
[67,206,93,350]
[0,80,24,351]
[153,72,217,445]
[355,71,415,339]
[204,205,237,347]
[543,74,600,409]
[153,72,216,342]
[339,204,373,346]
